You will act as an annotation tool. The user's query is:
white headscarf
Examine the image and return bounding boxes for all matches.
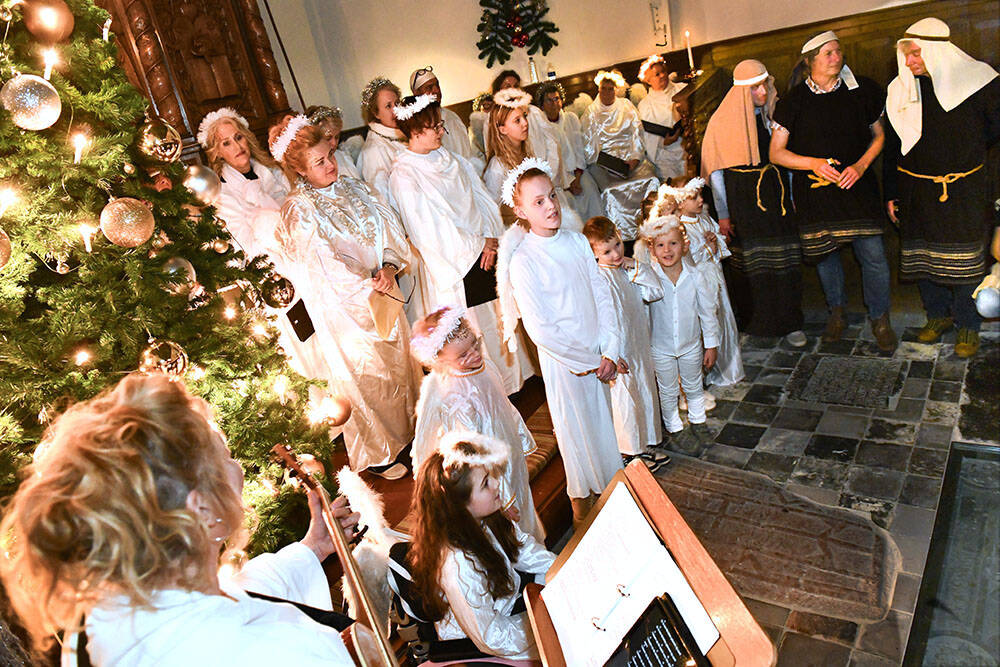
[886,18,998,155]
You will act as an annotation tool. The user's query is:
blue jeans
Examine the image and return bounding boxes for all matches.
[815,235,891,319]
[918,279,981,330]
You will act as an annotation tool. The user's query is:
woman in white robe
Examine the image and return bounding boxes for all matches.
[306,105,362,180]
[273,115,421,476]
[535,81,605,219]
[356,77,407,204]
[483,88,584,233]
[636,56,689,181]
[410,306,542,542]
[389,95,536,395]
[200,108,331,410]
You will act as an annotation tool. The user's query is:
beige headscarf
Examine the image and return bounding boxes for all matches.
[887,18,998,155]
[700,60,777,178]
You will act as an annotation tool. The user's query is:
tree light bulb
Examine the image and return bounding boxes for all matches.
[42,48,58,80]
[187,364,206,380]
[74,349,91,366]
[0,188,17,218]
[273,374,290,405]
[223,305,237,320]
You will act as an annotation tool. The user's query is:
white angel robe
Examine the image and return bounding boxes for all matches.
[79,542,353,666]
[468,110,488,155]
[598,261,663,454]
[483,155,583,233]
[441,106,485,172]
[637,82,689,180]
[357,122,406,204]
[279,176,421,471]
[508,229,623,498]
[437,523,555,660]
[335,147,361,180]
[541,109,604,219]
[581,97,659,240]
[216,161,335,409]
[413,361,543,542]
[390,147,536,394]
[681,212,744,387]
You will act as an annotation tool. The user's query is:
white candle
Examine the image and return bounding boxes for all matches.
[79,224,96,252]
[102,18,112,42]
[73,133,89,163]
[42,48,58,80]
[685,30,694,69]
[0,188,16,218]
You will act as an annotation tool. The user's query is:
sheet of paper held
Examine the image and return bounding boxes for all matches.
[540,482,720,667]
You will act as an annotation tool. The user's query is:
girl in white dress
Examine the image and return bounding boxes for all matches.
[356,77,406,203]
[482,88,583,232]
[410,305,543,542]
[636,55,689,181]
[497,158,623,526]
[389,94,536,395]
[407,432,555,660]
[306,105,361,179]
[272,115,421,478]
[671,177,745,387]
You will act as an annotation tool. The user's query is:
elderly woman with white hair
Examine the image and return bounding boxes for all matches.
[883,17,1000,358]
[769,30,895,351]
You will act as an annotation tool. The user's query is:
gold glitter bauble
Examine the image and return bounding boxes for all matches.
[0,74,61,130]
[100,198,154,247]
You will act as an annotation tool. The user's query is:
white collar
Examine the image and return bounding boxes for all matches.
[368,122,405,141]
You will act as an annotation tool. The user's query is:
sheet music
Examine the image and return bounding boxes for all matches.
[541,483,719,667]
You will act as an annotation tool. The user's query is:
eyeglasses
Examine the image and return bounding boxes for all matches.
[432,121,447,133]
[415,66,434,77]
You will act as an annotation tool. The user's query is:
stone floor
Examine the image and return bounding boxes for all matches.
[687,314,1000,666]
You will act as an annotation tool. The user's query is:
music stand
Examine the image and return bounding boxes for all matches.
[525,461,775,667]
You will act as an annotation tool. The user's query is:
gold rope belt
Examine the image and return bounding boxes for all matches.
[807,173,835,189]
[730,164,787,216]
[897,164,983,202]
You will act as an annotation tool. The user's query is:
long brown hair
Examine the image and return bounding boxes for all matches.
[204,117,277,177]
[408,450,521,621]
[267,114,327,185]
[485,103,534,171]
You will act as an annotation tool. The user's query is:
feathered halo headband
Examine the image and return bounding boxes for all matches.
[493,88,532,109]
[533,81,566,107]
[410,305,467,365]
[674,176,706,200]
[197,107,248,149]
[393,94,437,121]
[439,431,510,472]
[639,213,687,244]
[638,54,665,81]
[361,76,395,111]
[500,157,554,208]
[594,70,627,88]
[269,114,311,162]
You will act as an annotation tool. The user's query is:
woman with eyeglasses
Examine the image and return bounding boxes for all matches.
[389,95,537,395]
[268,114,421,479]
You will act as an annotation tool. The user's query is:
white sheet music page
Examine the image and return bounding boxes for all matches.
[540,482,719,667]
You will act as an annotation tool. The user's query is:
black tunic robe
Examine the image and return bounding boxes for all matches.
[772,76,886,259]
[883,76,1000,285]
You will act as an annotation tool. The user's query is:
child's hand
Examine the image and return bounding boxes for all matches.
[705,231,719,255]
[617,358,630,374]
[622,256,636,270]
[596,357,618,382]
[480,238,499,270]
[371,266,397,293]
[503,504,521,523]
[703,347,718,370]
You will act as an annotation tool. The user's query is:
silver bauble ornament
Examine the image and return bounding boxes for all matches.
[260,274,295,309]
[122,162,137,175]
[135,117,182,165]
[1,74,62,130]
[975,287,1000,318]
[162,256,197,296]
[100,197,154,247]
[0,227,10,270]
[139,339,188,376]
[182,165,222,206]
[22,0,75,42]
[211,238,229,253]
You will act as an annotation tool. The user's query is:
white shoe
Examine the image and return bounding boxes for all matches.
[368,462,408,480]
[704,391,716,411]
[785,330,808,347]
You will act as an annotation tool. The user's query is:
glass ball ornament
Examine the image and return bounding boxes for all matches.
[259,274,296,309]
[182,165,222,206]
[122,162,137,176]
[135,117,182,165]
[211,238,229,253]
[161,256,197,296]
[976,287,999,318]
[0,227,10,271]
[100,197,155,247]
[1,73,62,130]
[138,339,188,377]
[22,0,75,42]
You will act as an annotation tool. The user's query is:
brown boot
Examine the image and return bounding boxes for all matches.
[871,313,897,352]
[822,306,846,342]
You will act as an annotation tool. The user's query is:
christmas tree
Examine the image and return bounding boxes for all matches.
[0,0,335,555]
[476,0,559,68]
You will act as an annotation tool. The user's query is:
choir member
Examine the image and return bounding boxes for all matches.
[409,65,485,170]
[357,76,406,203]
[636,55,689,181]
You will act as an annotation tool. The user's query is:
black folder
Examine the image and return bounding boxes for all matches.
[642,119,678,137]
[598,151,631,179]
[463,256,498,308]
[286,299,315,342]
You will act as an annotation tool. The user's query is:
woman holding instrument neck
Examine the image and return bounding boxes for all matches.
[0,373,360,666]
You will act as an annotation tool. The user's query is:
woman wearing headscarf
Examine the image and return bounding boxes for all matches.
[883,17,1000,358]
[770,31,895,351]
[702,60,805,345]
